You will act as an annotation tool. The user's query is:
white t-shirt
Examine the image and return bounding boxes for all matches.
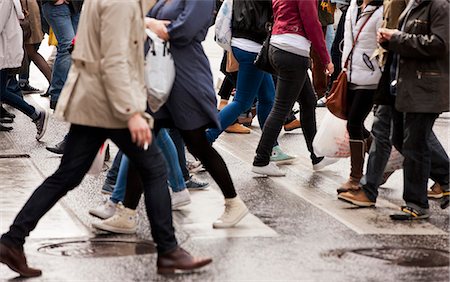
[270,33,311,58]
[231,38,262,53]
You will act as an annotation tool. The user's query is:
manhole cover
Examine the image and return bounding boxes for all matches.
[38,239,156,258]
[326,247,449,268]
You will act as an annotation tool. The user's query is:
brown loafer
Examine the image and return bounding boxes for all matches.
[0,242,42,277]
[157,247,212,274]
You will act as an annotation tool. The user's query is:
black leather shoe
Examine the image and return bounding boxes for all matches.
[0,117,13,123]
[46,139,66,155]
[0,124,13,131]
[0,106,15,119]
[157,247,212,274]
[0,242,42,277]
[50,100,57,110]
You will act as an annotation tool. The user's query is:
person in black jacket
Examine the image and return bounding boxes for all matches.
[378,0,449,218]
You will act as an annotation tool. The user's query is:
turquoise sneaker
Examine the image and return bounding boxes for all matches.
[270,145,296,164]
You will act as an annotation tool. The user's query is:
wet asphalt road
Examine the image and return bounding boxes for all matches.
[0,28,449,281]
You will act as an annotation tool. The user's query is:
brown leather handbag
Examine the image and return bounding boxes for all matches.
[326,9,378,120]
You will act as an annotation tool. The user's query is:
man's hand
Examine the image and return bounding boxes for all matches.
[145,17,171,41]
[325,62,335,76]
[377,28,399,44]
[128,113,152,149]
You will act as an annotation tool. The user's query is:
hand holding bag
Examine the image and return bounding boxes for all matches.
[215,0,233,51]
[144,29,176,112]
[326,10,377,120]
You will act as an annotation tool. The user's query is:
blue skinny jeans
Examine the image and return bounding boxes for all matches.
[206,47,275,143]
[110,129,186,203]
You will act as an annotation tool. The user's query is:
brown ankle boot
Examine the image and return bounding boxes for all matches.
[0,243,42,277]
[337,139,365,194]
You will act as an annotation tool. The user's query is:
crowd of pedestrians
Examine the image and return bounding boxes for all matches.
[0,0,448,277]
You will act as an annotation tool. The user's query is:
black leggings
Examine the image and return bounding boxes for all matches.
[346,88,375,140]
[124,125,237,209]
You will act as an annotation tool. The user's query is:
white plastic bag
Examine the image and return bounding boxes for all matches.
[88,142,108,175]
[313,110,350,158]
[215,0,233,51]
[144,29,175,112]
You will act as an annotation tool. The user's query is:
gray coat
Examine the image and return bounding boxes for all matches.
[384,0,449,113]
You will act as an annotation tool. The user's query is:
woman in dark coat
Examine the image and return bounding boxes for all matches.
[146,0,249,228]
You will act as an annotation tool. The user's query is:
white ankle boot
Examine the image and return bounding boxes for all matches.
[171,189,191,210]
[213,196,249,228]
[92,203,137,234]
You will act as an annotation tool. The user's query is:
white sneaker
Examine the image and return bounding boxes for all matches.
[312,157,339,171]
[171,189,191,210]
[92,203,137,234]
[213,196,249,228]
[252,162,286,176]
[89,199,117,219]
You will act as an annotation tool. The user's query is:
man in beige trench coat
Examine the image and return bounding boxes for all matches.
[0,0,212,277]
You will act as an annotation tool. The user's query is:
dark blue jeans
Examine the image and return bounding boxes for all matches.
[391,112,449,210]
[254,46,320,166]
[206,47,275,143]
[1,124,177,254]
[42,3,79,104]
[0,71,38,119]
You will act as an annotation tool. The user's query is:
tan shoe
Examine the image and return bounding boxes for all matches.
[225,123,250,134]
[338,189,375,207]
[428,182,444,199]
[284,119,301,131]
[337,177,361,194]
[218,99,228,111]
[213,196,249,228]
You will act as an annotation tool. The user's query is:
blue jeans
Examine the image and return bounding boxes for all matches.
[103,150,123,186]
[110,129,186,203]
[42,3,79,104]
[206,47,275,143]
[361,105,395,202]
[168,128,190,181]
[1,72,38,119]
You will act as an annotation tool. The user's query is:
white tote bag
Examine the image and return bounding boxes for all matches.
[214,0,233,51]
[144,29,176,112]
[313,110,351,158]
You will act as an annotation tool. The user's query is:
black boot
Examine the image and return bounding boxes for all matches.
[0,124,13,132]
[0,106,15,119]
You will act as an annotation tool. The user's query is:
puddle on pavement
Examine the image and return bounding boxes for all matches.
[324,247,449,268]
[38,239,156,258]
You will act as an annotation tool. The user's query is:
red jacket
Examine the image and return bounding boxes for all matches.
[272,0,330,66]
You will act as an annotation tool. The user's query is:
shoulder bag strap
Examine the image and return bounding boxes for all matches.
[343,7,379,69]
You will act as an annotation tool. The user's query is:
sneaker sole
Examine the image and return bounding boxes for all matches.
[212,209,249,229]
[187,183,210,190]
[92,223,136,234]
[251,168,286,177]
[337,195,375,207]
[36,111,49,141]
[427,193,443,199]
[271,158,296,165]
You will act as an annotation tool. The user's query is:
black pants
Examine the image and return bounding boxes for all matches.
[123,123,237,210]
[346,88,374,140]
[0,125,177,254]
[253,46,320,166]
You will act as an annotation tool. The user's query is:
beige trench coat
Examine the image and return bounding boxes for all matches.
[55,0,156,129]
